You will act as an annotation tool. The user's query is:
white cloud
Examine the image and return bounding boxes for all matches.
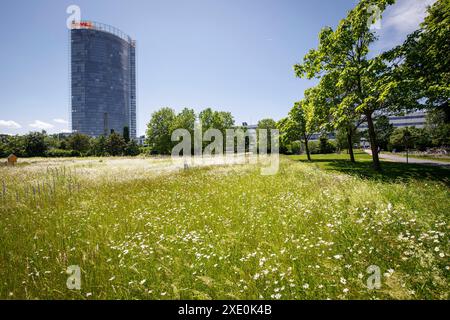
[383,0,436,33]
[0,120,22,129]
[29,120,54,130]
[374,0,437,52]
[53,118,69,124]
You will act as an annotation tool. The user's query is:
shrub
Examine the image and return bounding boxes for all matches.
[290,141,302,155]
[308,141,320,154]
[319,136,337,154]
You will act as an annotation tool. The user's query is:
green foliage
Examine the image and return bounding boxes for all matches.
[0,141,5,158]
[106,132,127,156]
[294,0,399,170]
[59,139,68,150]
[125,140,141,156]
[172,108,196,152]
[145,107,176,155]
[387,0,450,108]
[2,135,26,157]
[68,133,91,155]
[139,146,152,156]
[123,126,130,143]
[336,126,361,151]
[1,156,448,299]
[319,135,337,154]
[289,141,302,155]
[199,108,235,135]
[173,108,196,133]
[374,116,394,150]
[389,128,416,152]
[425,109,450,147]
[409,128,432,152]
[257,118,277,130]
[44,135,61,150]
[1,130,143,159]
[45,149,80,157]
[257,118,277,151]
[145,107,236,155]
[90,136,107,156]
[305,138,337,155]
[24,132,48,157]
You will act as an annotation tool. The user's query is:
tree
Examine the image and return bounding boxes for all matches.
[172,108,196,133]
[316,72,361,162]
[123,126,130,143]
[389,127,414,152]
[44,134,60,150]
[425,109,450,147]
[24,132,48,157]
[409,127,431,152]
[286,101,317,161]
[200,108,234,134]
[295,0,397,170]
[374,115,394,150]
[277,117,291,154]
[106,132,126,156]
[335,125,361,154]
[146,107,176,155]
[257,118,277,152]
[4,135,26,157]
[125,139,141,156]
[0,140,7,158]
[199,108,235,152]
[68,133,91,154]
[90,136,107,156]
[387,0,449,112]
[319,134,336,154]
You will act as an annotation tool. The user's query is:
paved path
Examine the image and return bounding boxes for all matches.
[364,150,450,167]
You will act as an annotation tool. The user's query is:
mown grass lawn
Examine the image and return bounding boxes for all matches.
[290,151,450,185]
[0,155,448,300]
[380,152,450,163]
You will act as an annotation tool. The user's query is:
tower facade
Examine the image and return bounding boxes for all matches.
[70,21,136,138]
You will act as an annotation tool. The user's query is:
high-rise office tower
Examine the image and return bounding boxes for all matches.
[70,21,136,138]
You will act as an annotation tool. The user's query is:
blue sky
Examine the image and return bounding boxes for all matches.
[0,0,435,136]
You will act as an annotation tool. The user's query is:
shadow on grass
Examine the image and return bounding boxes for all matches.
[293,154,450,186]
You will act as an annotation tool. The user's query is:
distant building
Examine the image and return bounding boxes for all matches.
[55,132,72,139]
[359,111,428,148]
[70,21,137,138]
[136,135,146,146]
[242,123,258,130]
[359,111,427,130]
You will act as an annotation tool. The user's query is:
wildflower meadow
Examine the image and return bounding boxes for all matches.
[0,155,448,299]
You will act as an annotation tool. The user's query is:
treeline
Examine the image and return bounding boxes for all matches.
[278,0,449,170]
[277,110,450,155]
[145,107,235,155]
[0,129,140,158]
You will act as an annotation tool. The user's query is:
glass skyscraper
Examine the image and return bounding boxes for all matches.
[70,21,136,138]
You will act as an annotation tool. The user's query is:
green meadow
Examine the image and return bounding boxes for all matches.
[0,154,448,299]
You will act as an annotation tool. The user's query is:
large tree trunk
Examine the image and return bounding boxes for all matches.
[304,136,311,161]
[365,111,381,171]
[346,128,355,163]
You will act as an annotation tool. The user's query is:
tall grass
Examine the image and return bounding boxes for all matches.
[0,157,448,299]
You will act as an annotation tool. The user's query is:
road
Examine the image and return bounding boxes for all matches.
[364,150,450,167]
